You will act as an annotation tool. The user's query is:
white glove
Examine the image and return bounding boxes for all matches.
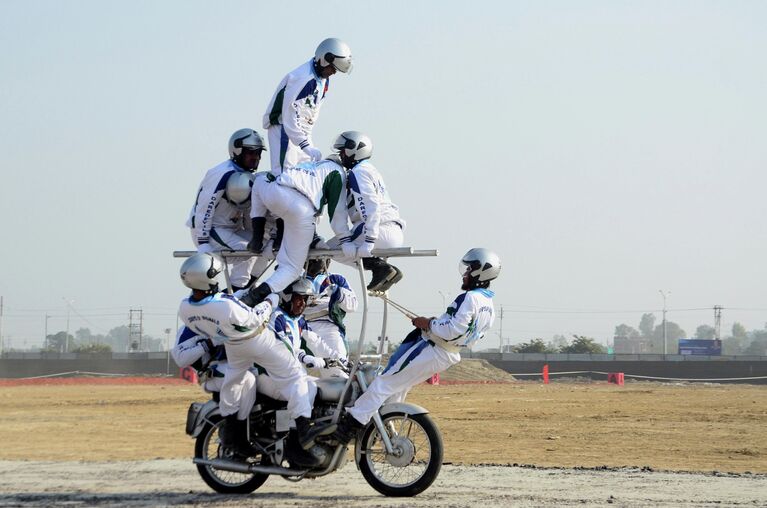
[301,354,325,369]
[357,241,375,258]
[341,242,358,259]
[302,145,322,161]
[265,293,280,308]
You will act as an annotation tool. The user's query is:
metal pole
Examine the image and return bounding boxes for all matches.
[44,314,49,350]
[659,290,669,355]
[499,305,504,352]
[63,298,71,354]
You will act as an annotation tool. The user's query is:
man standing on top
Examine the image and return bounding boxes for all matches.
[263,38,353,176]
[243,157,352,303]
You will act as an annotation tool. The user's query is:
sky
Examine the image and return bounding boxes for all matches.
[1,1,766,352]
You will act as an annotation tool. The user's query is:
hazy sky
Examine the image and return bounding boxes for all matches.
[1,1,766,351]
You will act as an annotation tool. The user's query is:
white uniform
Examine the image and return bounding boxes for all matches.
[256,307,343,400]
[187,160,266,287]
[345,160,406,253]
[250,160,351,293]
[347,288,496,425]
[263,59,329,175]
[178,293,313,421]
[170,326,257,420]
[304,272,358,361]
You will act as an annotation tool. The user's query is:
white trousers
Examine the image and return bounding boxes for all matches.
[329,222,405,269]
[347,336,460,425]
[306,320,350,379]
[252,179,316,293]
[257,372,318,407]
[267,126,310,176]
[203,366,257,420]
[221,330,312,420]
[191,228,271,288]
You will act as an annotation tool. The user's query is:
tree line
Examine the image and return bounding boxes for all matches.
[510,313,767,355]
[42,326,168,354]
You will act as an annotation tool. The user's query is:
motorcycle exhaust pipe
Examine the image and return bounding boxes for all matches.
[193,458,307,476]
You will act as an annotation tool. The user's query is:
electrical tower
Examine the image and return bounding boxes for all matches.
[129,308,143,352]
[714,305,722,340]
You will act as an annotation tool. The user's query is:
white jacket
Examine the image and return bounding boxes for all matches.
[186,160,251,245]
[178,293,274,345]
[425,288,495,351]
[346,161,405,246]
[262,59,328,151]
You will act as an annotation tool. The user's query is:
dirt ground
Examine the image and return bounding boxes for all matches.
[1,373,765,473]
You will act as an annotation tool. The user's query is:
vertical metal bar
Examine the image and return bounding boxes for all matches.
[378,297,389,367]
[356,370,394,454]
[332,260,368,423]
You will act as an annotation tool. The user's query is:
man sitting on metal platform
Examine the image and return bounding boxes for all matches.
[333,131,406,293]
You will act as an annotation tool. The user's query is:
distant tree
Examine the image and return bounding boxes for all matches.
[744,338,767,356]
[512,339,556,353]
[653,321,686,353]
[559,335,607,354]
[614,324,640,339]
[548,334,568,351]
[639,313,656,338]
[694,325,716,340]
[722,336,746,355]
[71,343,112,354]
[732,322,747,339]
[45,331,75,353]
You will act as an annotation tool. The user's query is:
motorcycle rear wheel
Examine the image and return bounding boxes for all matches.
[194,414,269,494]
[357,412,443,497]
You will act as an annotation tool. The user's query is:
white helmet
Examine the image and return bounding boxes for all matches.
[459,248,501,288]
[228,128,266,159]
[180,253,224,292]
[314,38,353,74]
[280,278,316,303]
[224,172,253,207]
[333,131,372,165]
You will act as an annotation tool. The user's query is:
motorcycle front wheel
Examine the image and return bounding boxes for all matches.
[194,414,269,494]
[357,412,443,497]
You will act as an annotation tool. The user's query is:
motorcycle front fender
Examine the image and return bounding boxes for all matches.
[186,399,220,438]
[353,402,430,466]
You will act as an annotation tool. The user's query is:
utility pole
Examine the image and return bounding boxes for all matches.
[659,290,670,355]
[499,305,504,352]
[63,297,74,353]
[129,309,143,352]
[44,313,50,350]
[714,305,723,340]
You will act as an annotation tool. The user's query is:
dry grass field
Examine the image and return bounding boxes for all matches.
[1,370,765,473]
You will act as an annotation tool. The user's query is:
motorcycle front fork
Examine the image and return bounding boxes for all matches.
[355,370,396,455]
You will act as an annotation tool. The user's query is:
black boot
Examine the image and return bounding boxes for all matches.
[272,218,284,253]
[248,217,266,253]
[222,415,259,458]
[284,431,322,468]
[331,413,364,444]
[376,266,403,292]
[363,257,401,292]
[239,282,272,307]
[295,416,337,450]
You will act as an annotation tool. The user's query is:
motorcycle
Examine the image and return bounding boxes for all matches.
[175,246,442,497]
[185,360,443,497]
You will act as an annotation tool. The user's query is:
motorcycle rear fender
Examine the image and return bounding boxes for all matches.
[186,399,220,438]
[353,402,430,466]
